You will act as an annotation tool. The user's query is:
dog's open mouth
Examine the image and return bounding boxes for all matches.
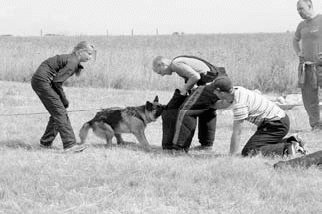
[153,105,165,118]
[155,110,163,118]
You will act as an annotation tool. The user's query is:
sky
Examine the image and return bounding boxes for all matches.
[1,0,322,36]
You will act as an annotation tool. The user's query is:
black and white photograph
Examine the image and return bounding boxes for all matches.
[0,0,321,213]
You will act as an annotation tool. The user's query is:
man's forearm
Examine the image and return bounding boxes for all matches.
[230,132,240,155]
[185,76,199,91]
[230,120,243,155]
[292,38,301,56]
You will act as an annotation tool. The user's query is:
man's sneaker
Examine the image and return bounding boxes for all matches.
[192,145,213,151]
[286,134,307,156]
[293,134,307,154]
[64,144,87,153]
[286,143,296,156]
[171,144,189,153]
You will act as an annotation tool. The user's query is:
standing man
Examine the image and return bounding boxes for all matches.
[293,0,322,131]
[152,55,227,151]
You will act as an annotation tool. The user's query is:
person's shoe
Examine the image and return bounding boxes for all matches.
[192,145,213,151]
[293,134,307,155]
[171,144,189,153]
[285,134,307,156]
[286,143,296,156]
[64,144,87,153]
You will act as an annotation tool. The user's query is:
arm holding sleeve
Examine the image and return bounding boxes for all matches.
[171,62,201,93]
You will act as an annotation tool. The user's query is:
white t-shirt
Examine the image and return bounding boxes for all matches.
[232,86,286,126]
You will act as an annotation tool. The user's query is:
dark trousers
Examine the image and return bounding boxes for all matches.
[241,115,290,157]
[298,63,321,128]
[171,85,219,151]
[31,77,76,149]
[198,109,217,146]
[162,89,188,150]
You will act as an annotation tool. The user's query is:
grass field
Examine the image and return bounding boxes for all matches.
[0,81,321,213]
[0,33,299,93]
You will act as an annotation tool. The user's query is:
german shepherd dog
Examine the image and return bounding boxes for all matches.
[79,96,164,151]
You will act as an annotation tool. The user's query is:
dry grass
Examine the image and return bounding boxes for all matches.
[0,81,321,214]
[0,33,299,93]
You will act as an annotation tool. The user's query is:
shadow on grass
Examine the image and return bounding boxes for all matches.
[188,152,228,159]
[0,139,34,150]
[90,141,157,151]
[89,142,227,159]
[0,139,61,151]
[0,140,240,160]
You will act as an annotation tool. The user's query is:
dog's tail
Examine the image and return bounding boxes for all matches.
[79,121,92,145]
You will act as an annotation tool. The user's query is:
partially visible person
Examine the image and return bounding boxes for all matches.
[293,0,322,131]
[274,150,321,169]
[31,41,96,153]
[152,55,227,151]
[212,76,306,157]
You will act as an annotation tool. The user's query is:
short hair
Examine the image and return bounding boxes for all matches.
[73,41,95,53]
[72,41,97,62]
[152,56,165,70]
[299,0,313,6]
[212,76,233,93]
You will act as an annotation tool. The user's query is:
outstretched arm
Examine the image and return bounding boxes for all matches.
[230,119,243,155]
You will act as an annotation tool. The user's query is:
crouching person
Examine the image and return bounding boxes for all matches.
[212,76,306,157]
[152,55,227,151]
[31,41,96,153]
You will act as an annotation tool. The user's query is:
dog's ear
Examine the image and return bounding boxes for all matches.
[145,101,153,111]
[153,96,159,103]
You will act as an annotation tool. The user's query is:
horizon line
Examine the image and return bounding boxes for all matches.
[0,31,295,37]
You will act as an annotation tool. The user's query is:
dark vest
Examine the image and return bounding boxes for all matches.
[172,55,227,86]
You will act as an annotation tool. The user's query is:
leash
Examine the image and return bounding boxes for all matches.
[0,108,101,117]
